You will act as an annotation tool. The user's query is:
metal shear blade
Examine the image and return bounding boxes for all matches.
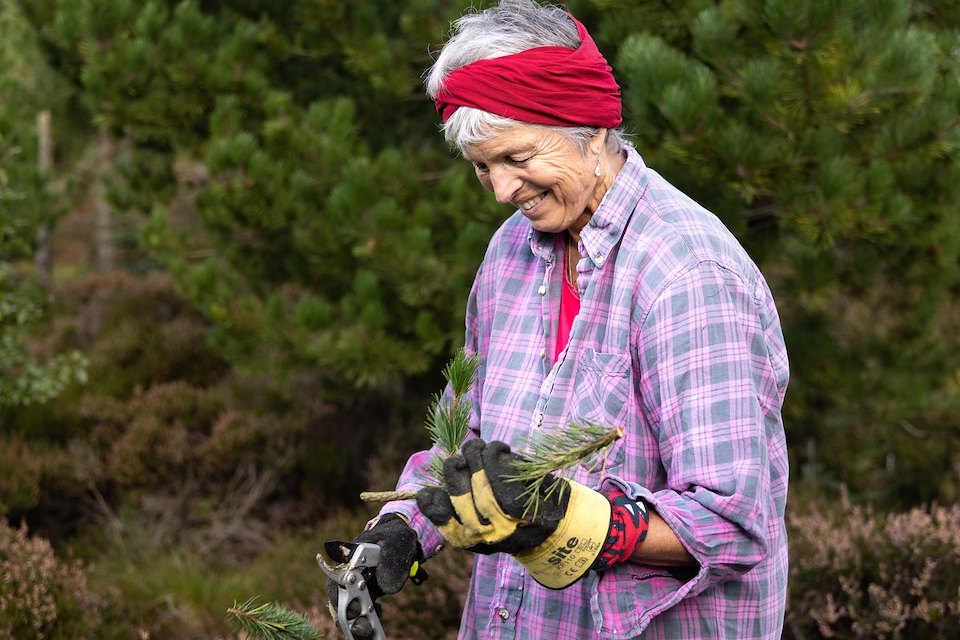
[318,541,386,640]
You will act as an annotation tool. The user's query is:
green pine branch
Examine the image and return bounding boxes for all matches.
[423,347,480,483]
[508,421,624,519]
[361,349,624,520]
[226,597,319,640]
[360,348,478,503]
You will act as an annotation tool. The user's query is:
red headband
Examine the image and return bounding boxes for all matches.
[434,16,622,129]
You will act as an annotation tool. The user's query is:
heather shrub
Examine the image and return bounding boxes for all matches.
[199,409,301,478]
[106,381,223,488]
[0,520,99,639]
[0,435,98,525]
[108,413,192,488]
[54,271,228,398]
[3,270,314,549]
[786,499,960,639]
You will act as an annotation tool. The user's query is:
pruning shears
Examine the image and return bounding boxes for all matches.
[318,541,386,640]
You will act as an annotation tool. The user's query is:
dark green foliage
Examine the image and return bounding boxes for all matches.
[22,0,503,394]
[21,0,954,506]
[1,1,958,636]
[0,3,88,409]
[0,260,87,407]
[1,1,90,217]
[0,151,87,410]
[582,0,960,506]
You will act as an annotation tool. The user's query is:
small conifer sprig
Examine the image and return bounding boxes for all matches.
[226,597,320,640]
[423,348,480,483]
[361,347,623,519]
[509,421,624,518]
[361,348,478,503]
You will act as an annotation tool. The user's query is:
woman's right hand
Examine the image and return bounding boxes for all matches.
[324,513,421,638]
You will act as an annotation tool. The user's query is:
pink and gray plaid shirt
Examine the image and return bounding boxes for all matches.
[383,146,790,639]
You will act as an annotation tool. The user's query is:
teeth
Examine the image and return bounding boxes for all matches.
[519,192,545,210]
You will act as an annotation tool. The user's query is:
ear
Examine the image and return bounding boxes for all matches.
[588,128,608,156]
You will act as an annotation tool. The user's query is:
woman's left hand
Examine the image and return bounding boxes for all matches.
[416,438,611,589]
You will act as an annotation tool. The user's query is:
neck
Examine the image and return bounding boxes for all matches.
[565,232,579,287]
[577,148,626,237]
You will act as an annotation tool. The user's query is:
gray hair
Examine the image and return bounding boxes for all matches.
[424,0,626,155]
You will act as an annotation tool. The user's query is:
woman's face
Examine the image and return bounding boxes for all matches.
[463,125,606,236]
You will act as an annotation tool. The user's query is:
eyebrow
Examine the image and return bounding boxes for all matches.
[463,143,533,164]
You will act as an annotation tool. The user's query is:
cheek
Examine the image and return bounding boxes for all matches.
[552,168,588,201]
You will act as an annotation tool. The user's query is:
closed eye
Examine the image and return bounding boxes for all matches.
[472,162,489,173]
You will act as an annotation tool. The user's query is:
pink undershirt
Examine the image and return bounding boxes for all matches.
[554,249,581,362]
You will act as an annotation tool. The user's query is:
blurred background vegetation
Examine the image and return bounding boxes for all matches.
[1,0,958,638]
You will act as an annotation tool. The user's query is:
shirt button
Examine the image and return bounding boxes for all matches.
[498,608,510,621]
[534,413,544,426]
[595,253,604,264]
[539,347,546,358]
[538,285,546,296]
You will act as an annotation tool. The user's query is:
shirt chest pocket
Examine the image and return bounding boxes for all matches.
[569,348,632,483]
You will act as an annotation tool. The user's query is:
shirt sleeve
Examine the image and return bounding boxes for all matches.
[618,259,785,595]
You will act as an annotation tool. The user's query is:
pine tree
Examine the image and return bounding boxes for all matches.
[20,0,959,506]
[25,0,502,394]
[0,146,87,408]
[0,1,87,408]
[588,0,960,505]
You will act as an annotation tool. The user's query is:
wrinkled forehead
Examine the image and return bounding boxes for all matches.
[460,124,568,162]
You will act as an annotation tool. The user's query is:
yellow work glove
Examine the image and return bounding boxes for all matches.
[416,438,611,589]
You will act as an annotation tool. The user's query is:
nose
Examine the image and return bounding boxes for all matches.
[487,165,520,204]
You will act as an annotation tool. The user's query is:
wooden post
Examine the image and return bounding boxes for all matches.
[34,110,53,282]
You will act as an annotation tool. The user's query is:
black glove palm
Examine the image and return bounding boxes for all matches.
[325,513,420,639]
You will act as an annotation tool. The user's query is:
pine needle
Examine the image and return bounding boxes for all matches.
[361,352,625,520]
[424,348,478,453]
[226,597,320,640]
[508,421,624,519]
[361,348,479,501]
[422,348,479,485]
[444,347,481,397]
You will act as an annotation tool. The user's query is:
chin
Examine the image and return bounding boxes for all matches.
[525,217,565,234]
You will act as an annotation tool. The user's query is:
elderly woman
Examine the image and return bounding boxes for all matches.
[328,1,789,638]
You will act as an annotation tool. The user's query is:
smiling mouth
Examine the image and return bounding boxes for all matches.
[518,192,547,211]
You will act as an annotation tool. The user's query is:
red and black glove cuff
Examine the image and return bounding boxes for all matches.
[592,488,650,571]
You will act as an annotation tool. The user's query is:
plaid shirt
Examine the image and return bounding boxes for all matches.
[384,146,790,639]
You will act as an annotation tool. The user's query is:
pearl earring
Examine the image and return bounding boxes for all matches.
[595,156,602,177]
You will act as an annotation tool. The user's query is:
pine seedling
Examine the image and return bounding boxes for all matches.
[423,348,480,484]
[360,348,479,503]
[226,597,320,640]
[509,421,624,519]
[360,352,624,518]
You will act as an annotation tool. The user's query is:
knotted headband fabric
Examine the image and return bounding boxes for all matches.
[434,16,622,129]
